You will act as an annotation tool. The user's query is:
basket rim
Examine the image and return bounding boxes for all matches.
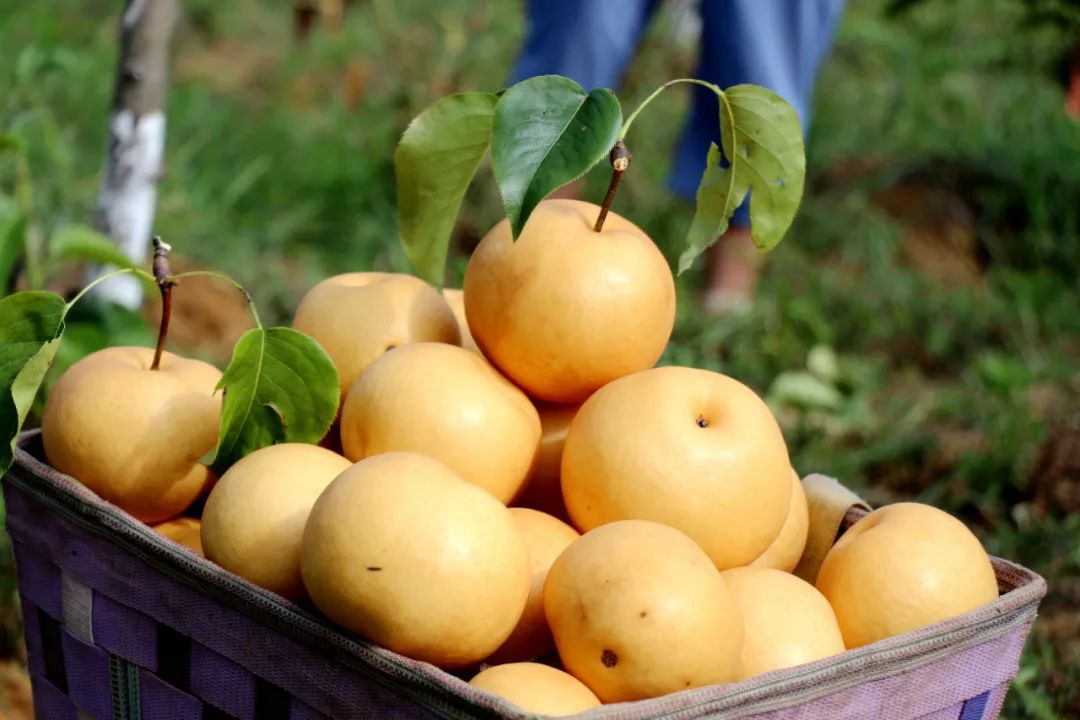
[4,429,1049,720]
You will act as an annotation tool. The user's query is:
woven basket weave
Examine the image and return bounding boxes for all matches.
[3,430,1046,720]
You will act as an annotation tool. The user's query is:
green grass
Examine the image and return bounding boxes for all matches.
[2,0,1079,716]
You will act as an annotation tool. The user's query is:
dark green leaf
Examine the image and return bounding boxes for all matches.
[0,291,66,471]
[49,224,136,270]
[0,133,22,156]
[492,76,622,237]
[396,92,497,285]
[678,84,805,273]
[210,327,339,475]
[0,213,27,292]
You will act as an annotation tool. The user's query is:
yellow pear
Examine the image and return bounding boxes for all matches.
[750,470,809,572]
[470,663,600,716]
[301,452,530,668]
[41,347,221,523]
[464,199,675,403]
[544,520,744,702]
[561,366,792,569]
[513,402,578,521]
[721,567,845,680]
[292,272,460,401]
[816,502,999,648]
[201,443,352,600]
[487,508,580,663]
[151,517,204,556]
[441,288,482,356]
[340,342,540,503]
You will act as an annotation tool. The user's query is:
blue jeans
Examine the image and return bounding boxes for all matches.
[510,0,845,226]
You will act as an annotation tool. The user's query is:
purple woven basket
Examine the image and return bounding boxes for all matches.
[3,431,1046,720]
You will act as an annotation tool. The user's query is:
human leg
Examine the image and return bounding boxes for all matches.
[669,0,846,312]
[510,0,662,90]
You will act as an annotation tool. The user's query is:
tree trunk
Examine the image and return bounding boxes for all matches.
[89,0,179,308]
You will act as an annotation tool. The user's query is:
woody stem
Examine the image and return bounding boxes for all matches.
[594,141,632,233]
[150,236,175,371]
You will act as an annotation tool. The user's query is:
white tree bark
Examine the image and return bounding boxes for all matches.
[89,0,178,308]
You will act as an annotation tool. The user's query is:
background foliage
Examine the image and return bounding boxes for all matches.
[1,0,1078,716]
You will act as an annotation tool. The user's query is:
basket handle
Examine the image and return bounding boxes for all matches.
[794,474,872,585]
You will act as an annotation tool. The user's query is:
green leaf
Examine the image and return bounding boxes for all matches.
[48,224,136,270]
[396,92,497,285]
[679,142,750,273]
[491,75,621,237]
[0,133,23,156]
[806,344,841,383]
[210,327,339,476]
[0,213,27,291]
[0,291,67,471]
[1012,674,1062,720]
[678,84,805,273]
[768,370,843,411]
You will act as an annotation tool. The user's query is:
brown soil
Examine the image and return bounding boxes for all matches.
[872,184,985,288]
[1028,425,1080,517]
[0,661,32,720]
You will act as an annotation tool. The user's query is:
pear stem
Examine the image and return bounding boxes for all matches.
[150,236,175,371]
[594,141,631,233]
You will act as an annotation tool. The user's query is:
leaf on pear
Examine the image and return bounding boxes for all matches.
[678,84,805,273]
[679,142,750,274]
[396,92,498,285]
[491,75,622,238]
[209,327,339,475]
[0,291,67,471]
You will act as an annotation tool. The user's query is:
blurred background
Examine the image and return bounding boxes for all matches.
[1,0,1078,716]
